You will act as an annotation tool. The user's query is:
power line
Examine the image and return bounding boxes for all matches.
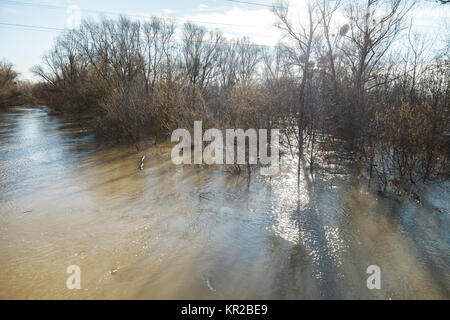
[0,1,281,48]
[0,25,59,33]
[0,22,63,31]
[224,0,276,8]
[0,0,270,29]
[0,21,277,48]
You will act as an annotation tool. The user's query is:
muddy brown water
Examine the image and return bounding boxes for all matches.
[0,106,448,299]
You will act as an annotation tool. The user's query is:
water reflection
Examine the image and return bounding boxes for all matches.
[0,107,448,299]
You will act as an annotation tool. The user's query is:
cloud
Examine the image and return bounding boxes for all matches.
[181,7,282,46]
[163,9,175,15]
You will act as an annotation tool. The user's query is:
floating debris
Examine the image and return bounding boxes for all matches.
[199,192,212,200]
[205,276,216,292]
[139,155,145,170]
[74,251,88,259]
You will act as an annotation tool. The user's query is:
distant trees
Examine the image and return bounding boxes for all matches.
[0,61,20,109]
[0,60,35,109]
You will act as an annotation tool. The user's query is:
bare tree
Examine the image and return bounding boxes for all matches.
[342,0,414,149]
[273,0,321,180]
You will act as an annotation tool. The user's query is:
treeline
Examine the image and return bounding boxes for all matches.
[31,0,449,194]
[31,17,269,145]
[0,60,35,109]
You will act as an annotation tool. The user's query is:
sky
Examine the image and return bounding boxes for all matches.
[0,0,448,80]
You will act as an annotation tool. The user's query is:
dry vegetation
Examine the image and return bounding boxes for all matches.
[0,61,22,109]
[16,0,449,194]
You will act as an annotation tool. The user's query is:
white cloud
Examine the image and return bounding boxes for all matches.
[163,8,175,15]
[181,7,282,46]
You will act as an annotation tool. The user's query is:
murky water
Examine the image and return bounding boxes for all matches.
[0,106,448,299]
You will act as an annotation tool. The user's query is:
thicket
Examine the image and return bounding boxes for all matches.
[31,0,449,194]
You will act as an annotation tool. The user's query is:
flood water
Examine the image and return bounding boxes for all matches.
[0,106,448,299]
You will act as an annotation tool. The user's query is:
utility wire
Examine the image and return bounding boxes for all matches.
[0,22,277,48]
[0,22,63,31]
[224,0,277,8]
[0,1,280,47]
[0,0,270,29]
[0,25,59,32]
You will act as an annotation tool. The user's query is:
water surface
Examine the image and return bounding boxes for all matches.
[0,107,448,299]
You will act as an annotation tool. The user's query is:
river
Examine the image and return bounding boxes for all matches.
[0,106,448,299]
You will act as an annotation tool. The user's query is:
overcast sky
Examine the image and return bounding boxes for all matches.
[0,0,448,80]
